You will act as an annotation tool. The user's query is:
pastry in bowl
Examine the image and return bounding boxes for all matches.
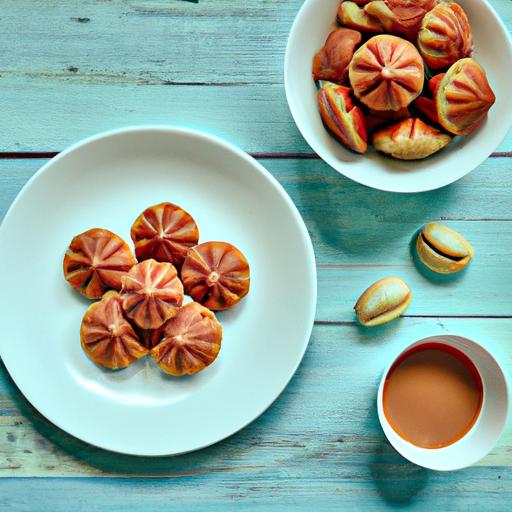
[313,28,362,82]
[436,58,496,135]
[349,35,424,111]
[373,117,452,160]
[418,2,473,70]
[364,0,436,40]
[317,82,368,153]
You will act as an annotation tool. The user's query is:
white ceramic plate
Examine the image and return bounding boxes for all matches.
[285,0,512,192]
[0,127,317,456]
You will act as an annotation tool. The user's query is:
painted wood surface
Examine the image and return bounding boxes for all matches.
[2,158,511,321]
[0,0,511,511]
[0,319,511,511]
[1,319,511,473]
[0,0,510,154]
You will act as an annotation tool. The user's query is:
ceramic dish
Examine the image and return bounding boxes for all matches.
[377,335,508,470]
[0,126,317,455]
[285,0,512,192]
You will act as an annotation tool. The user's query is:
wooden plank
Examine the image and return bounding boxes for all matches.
[0,0,301,85]
[3,156,512,221]
[0,81,305,154]
[0,0,509,85]
[1,471,511,512]
[1,319,510,486]
[0,162,36,220]
[1,79,511,155]
[0,1,510,508]
[0,0,510,153]
[2,158,512,319]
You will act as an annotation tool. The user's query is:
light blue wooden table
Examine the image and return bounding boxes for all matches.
[1,1,511,510]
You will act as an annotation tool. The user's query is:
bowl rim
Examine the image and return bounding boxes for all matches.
[376,334,509,470]
[284,0,512,193]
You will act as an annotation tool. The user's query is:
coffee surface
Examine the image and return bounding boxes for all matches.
[383,343,483,449]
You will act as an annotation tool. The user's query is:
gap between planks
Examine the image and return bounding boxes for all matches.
[315,315,512,326]
[1,152,512,160]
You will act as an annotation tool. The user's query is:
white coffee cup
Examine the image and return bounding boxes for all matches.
[377,335,509,471]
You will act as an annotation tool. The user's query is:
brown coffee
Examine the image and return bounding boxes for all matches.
[383,342,483,449]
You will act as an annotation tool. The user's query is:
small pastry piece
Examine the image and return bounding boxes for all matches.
[364,0,436,40]
[130,202,199,269]
[313,28,362,83]
[181,241,250,311]
[349,35,424,111]
[121,259,184,330]
[151,302,222,376]
[337,1,384,33]
[80,291,148,369]
[416,222,474,274]
[355,277,411,327]
[372,118,452,160]
[418,2,473,70]
[318,82,368,153]
[63,228,136,299]
[436,58,495,135]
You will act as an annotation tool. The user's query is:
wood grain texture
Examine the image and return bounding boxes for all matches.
[0,0,508,85]
[1,80,511,155]
[0,0,510,153]
[2,158,511,320]
[0,471,511,512]
[4,157,512,222]
[0,81,304,154]
[0,0,511,509]
[0,318,510,512]
[1,319,511,476]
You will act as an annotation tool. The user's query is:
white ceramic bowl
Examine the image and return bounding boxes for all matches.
[285,0,512,192]
[377,335,509,471]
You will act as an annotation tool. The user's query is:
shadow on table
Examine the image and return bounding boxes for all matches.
[288,160,457,259]
[353,316,404,345]
[409,229,470,284]
[366,401,430,506]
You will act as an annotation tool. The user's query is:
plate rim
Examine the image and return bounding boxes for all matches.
[0,125,317,456]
